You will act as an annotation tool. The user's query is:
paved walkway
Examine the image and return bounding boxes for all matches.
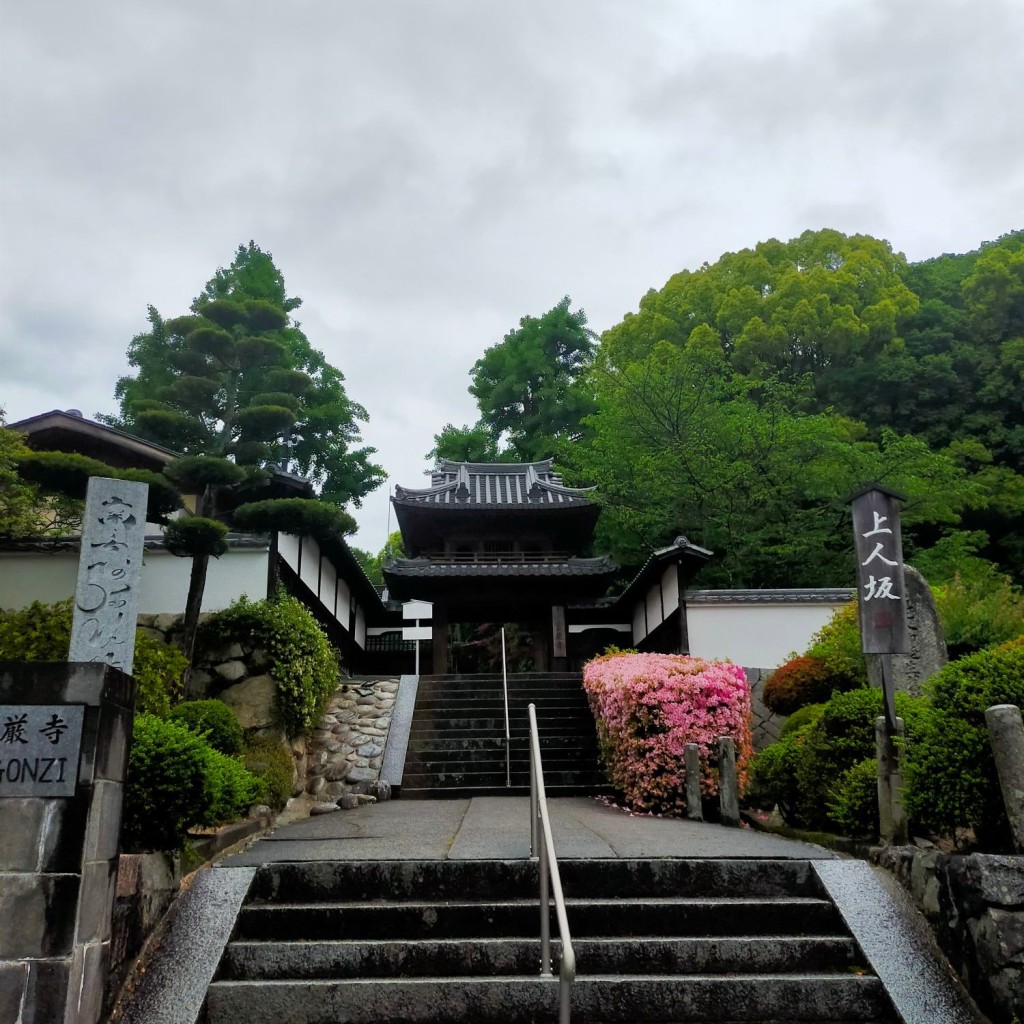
[227,796,833,865]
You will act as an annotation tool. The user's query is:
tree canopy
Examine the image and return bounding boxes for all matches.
[574,227,1024,585]
[428,296,596,463]
[108,242,384,506]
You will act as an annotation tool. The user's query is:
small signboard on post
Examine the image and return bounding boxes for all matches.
[0,705,85,797]
[851,484,909,844]
[852,485,908,732]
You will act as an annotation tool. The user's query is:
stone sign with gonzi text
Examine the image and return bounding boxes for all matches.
[0,703,85,797]
[69,476,149,675]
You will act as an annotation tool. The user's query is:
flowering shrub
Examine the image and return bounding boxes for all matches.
[582,652,752,814]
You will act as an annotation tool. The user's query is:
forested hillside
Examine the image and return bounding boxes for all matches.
[439,229,1024,588]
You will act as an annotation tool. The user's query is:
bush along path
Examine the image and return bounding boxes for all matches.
[302,678,398,812]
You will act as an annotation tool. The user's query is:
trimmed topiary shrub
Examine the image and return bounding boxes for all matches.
[123,714,216,851]
[762,655,856,716]
[243,736,295,811]
[806,602,868,687]
[827,757,878,838]
[904,638,1024,849]
[169,699,244,754]
[779,702,825,737]
[123,713,263,851]
[583,652,752,815]
[0,598,186,715]
[751,686,927,835]
[199,592,338,735]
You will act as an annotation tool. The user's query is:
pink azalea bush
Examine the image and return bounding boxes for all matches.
[583,651,753,814]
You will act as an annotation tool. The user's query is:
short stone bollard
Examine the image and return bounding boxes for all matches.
[985,704,1024,853]
[684,743,703,821]
[716,736,740,828]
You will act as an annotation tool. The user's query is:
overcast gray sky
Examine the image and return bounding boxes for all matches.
[2,0,1022,550]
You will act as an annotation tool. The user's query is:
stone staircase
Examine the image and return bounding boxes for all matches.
[399,672,608,798]
[203,857,898,1023]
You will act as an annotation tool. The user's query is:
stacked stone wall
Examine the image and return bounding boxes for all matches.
[875,847,1023,1023]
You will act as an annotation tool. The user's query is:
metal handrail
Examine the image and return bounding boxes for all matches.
[502,627,511,787]
[528,702,576,1024]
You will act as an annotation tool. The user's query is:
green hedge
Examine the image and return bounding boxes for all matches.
[123,713,262,851]
[904,638,1024,848]
[169,699,244,754]
[0,599,185,715]
[199,592,338,735]
[751,687,927,836]
[243,736,295,811]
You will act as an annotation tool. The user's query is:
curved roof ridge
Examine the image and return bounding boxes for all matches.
[435,457,555,473]
[393,480,457,499]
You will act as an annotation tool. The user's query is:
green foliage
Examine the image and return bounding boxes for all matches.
[780,702,826,737]
[567,345,973,586]
[353,530,407,586]
[13,450,180,522]
[106,242,384,505]
[232,498,356,541]
[806,603,868,687]
[123,714,213,851]
[243,736,295,811]
[169,699,244,754]
[123,714,262,851]
[163,455,246,491]
[904,639,1024,848]
[163,516,229,558]
[0,420,47,539]
[0,599,185,715]
[752,687,927,835]
[827,758,879,838]
[427,422,504,463]
[932,570,1024,659]
[762,656,854,715]
[200,593,338,735]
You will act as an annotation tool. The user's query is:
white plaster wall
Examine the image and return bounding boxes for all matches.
[299,536,320,594]
[0,547,269,614]
[632,600,647,645]
[662,564,679,616]
[278,532,301,570]
[355,605,366,649]
[336,577,351,632]
[646,586,663,633]
[686,601,850,668]
[320,558,338,617]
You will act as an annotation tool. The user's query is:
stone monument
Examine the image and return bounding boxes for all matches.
[0,477,147,1024]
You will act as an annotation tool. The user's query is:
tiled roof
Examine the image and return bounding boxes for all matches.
[393,459,595,508]
[684,588,855,604]
[384,555,616,579]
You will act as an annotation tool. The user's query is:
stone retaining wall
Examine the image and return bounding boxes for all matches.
[304,678,398,812]
[874,846,1023,1023]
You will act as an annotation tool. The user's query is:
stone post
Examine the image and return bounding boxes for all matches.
[0,662,136,1024]
[985,704,1024,853]
[684,743,703,821]
[717,736,740,827]
[875,716,907,845]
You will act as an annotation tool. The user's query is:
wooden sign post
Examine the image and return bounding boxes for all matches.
[851,485,909,844]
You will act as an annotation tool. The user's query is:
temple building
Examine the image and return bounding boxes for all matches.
[383,459,711,673]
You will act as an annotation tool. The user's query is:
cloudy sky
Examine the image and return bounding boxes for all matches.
[2,0,1022,550]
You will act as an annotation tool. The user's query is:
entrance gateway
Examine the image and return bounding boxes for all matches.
[383,459,711,674]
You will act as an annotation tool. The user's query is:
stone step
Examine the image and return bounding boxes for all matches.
[407,714,590,731]
[398,770,604,790]
[398,783,611,799]
[412,696,590,710]
[234,896,843,942]
[205,973,891,1023]
[220,934,863,980]
[243,859,823,903]
[406,735,597,753]
[403,752,599,771]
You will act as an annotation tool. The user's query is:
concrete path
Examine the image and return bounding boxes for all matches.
[226,796,833,865]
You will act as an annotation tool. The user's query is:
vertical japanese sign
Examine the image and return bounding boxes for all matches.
[69,477,149,675]
[852,487,908,655]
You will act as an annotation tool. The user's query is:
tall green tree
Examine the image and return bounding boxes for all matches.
[108,243,384,505]
[429,297,597,463]
[104,244,376,675]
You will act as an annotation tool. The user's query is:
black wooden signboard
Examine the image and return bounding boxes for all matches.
[852,487,908,655]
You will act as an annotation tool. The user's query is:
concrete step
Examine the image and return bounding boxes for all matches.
[412,697,590,711]
[403,753,599,771]
[407,714,590,731]
[234,896,843,942]
[406,735,597,753]
[220,934,863,979]
[205,973,891,1023]
[243,859,823,903]
[398,770,605,790]
[398,783,612,799]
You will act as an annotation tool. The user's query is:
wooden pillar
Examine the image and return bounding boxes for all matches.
[551,605,567,673]
[432,601,449,675]
[533,617,550,673]
[676,562,690,655]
